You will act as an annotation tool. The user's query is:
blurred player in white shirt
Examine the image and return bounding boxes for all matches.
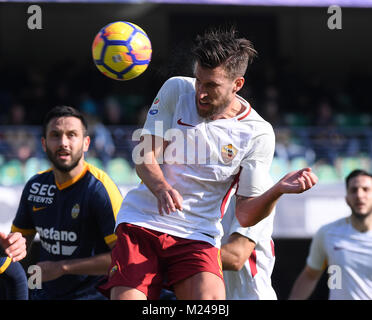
[100,26,318,300]
[289,169,372,300]
[222,195,277,300]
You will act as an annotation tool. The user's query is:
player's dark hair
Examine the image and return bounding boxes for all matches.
[191,26,257,79]
[345,169,372,188]
[42,106,88,137]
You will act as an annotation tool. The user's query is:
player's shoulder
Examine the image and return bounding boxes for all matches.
[317,217,349,236]
[163,76,195,93]
[85,162,122,194]
[238,98,274,134]
[86,162,114,184]
[85,162,123,213]
[25,167,54,185]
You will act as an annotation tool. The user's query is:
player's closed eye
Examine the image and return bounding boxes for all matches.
[49,131,60,138]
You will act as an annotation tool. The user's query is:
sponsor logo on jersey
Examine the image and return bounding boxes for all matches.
[32,206,47,212]
[221,144,237,163]
[149,109,158,115]
[28,183,56,205]
[177,118,195,127]
[35,226,78,256]
[71,204,80,219]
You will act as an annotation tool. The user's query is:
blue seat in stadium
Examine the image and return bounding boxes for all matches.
[270,157,289,183]
[283,113,310,126]
[314,162,341,184]
[106,157,138,185]
[85,156,104,170]
[335,113,372,127]
[336,156,371,179]
[24,157,50,181]
[0,159,25,186]
[289,156,309,171]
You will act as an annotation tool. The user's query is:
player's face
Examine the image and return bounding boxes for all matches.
[194,62,242,119]
[346,175,372,219]
[42,116,90,173]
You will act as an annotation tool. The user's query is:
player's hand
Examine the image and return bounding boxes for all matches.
[277,168,318,194]
[155,187,183,215]
[36,260,65,282]
[0,232,27,262]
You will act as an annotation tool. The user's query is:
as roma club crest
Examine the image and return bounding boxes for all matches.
[221,144,237,163]
[109,265,118,278]
[71,204,80,219]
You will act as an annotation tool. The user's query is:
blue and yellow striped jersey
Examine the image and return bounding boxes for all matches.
[0,256,11,275]
[11,161,123,299]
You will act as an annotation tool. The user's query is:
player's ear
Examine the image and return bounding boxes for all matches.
[41,137,46,153]
[83,135,90,152]
[233,77,244,93]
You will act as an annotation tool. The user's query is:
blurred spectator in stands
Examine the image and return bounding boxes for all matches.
[101,96,141,163]
[54,82,72,106]
[0,132,12,160]
[79,92,99,118]
[3,103,38,162]
[274,128,315,165]
[259,85,283,127]
[262,100,282,128]
[77,91,116,166]
[20,67,48,124]
[103,96,123,125]
[0,89,12,124]
[79,92,116,166]
[4,130,37,163]
[313,100,334,127]
[17,144,33,163]
[311,100,346,165]
[6,103,26,126]
[120,94,147,125]
[137,106,149,127]
[84,111,116,167]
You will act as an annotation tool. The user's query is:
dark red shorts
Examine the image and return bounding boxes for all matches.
[99,223,223,300]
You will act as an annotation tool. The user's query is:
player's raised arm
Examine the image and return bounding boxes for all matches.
[236,168,318,227]
[134,134,183,215]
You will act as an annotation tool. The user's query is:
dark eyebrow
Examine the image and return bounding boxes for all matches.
[195,77,221,87]
[48,128,80,135]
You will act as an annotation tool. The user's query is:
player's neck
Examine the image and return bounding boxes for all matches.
[53,160,87,187]
[212,96,244,120]
[350,213,372,232]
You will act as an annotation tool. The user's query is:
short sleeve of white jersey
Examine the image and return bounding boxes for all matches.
[306,226,327,271]
[236,126,275,198]
[142,77,195,140]
[228,208,275,244]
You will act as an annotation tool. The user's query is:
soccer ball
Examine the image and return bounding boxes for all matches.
[92,21,152,81]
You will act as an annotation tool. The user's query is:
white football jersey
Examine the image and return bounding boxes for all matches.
[222,197,277,300]
[116,76,275,247]
[307,217,372,300]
